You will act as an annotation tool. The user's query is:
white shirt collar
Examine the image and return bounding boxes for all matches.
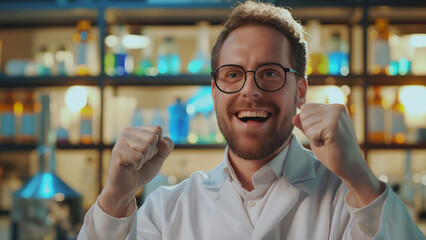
[223,141,290,189]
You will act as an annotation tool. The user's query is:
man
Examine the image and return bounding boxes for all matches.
[78,1,424,239]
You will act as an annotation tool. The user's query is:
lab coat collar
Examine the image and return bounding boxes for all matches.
[201,134,318,238]
[203,134,317,191]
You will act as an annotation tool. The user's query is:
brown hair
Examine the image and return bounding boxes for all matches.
[211,1,308,78]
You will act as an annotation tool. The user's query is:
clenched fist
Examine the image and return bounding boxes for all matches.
[99,126,174,217]
[292,103,383,207]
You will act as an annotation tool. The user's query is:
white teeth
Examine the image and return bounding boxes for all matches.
[237,111,269,118]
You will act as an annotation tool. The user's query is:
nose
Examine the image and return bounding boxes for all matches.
[240,71,262,99]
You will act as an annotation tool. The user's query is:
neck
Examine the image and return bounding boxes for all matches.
[228,136,291,191]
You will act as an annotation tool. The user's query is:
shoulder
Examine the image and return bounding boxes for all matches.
[143,169,218,206]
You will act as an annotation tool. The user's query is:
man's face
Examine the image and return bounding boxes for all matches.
[212,25,307,160]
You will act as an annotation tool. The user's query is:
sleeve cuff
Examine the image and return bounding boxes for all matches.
[92,196,138,239]
[345,182,388,237]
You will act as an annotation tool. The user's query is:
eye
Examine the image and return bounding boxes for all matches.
[228,72,240,78]
[264,71,277,77]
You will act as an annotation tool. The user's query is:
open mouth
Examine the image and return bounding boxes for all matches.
[236,110,271,123]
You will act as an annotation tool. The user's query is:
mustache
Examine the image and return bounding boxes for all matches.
[227,99,277,116]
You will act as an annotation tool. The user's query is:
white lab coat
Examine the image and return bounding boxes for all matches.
[78,135,425,240]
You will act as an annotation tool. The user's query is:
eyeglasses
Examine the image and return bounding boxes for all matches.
[211,63,298,94]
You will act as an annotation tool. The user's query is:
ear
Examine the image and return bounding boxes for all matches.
[296,77,307,109]
[211,78,216,109]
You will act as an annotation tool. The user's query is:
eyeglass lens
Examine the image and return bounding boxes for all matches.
[215,64,286,93]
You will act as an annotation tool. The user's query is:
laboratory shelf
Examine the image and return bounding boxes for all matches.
[0,76,102,87]
[104,75,212,87]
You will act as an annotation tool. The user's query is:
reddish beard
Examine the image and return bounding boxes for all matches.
[215,98,296,161]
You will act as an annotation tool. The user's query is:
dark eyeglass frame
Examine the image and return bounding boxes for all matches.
[211,63,299,94]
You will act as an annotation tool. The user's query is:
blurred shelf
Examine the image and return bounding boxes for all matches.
[366,75,426,86]
[0,143,36,151]
[368,5,426,24]
[0,143,226,151]
[1,0,425,27]
[0,210,9,216]
[0,1,99,11]
[104,74,212,87]
[105,2,232,25]
[307,75,362,86]
[1,75,424,88]
[0,76,101,87]
[0,3,98,28]
[276,0,426,7]
[363,143,426,150]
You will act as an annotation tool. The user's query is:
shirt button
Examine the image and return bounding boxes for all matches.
[361,224,369,232]
[247,200,256,207]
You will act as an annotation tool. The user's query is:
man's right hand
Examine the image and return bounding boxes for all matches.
[98,126,174,217]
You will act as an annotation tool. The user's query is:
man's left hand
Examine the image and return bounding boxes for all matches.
[292,103,383,207]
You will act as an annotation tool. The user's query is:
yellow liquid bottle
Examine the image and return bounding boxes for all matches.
[0,91,16,143]
[368,86,385,143]
[72,20,93,76]
[391,89,406,144]
[80,98,93,144]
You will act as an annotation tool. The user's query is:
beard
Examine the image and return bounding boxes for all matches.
[216,95,297,161]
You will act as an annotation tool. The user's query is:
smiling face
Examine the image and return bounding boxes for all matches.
[212,25,307,161]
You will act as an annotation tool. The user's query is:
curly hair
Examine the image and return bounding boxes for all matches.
[211,1,308,78]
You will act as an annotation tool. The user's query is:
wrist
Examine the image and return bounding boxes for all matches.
[99,187,136,218]
[342,169,384,207]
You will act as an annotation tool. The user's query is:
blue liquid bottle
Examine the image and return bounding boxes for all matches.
[113,26,130,76]
[131,108,144,127]
[188,22,211,74]
[327,32,349,76]
[168,98,188,144]
[158,37,181,75]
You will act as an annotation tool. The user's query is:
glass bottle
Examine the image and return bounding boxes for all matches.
[80,97,93,144]
[73,20,94,76]
[372,18,390,75]
[327,31,349,76]
[131,107,144,127]
[368,86,385,143]
[113,25,130,76]
[306,20,328,75]
[187,21,211,74]
[35,45,54,76]
[136,27,156,76]
[391,89,406,144]
[158,37,181,75]
[55,44,74,76]
[398,36,412,76]
[0,90,16,143]
[20,90,39,144]
[168,98,188,144]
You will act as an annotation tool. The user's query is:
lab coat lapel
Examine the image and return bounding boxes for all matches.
[253,178,300,240]
[203,161,254,236]
[253,135,317,239]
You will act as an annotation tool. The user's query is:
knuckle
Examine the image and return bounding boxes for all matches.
[333,103,346,111]
[122,127,133,135]
[153,125,162,132]
[148,134,158,145]
[142,143,153,155]
[112,142,124,153]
